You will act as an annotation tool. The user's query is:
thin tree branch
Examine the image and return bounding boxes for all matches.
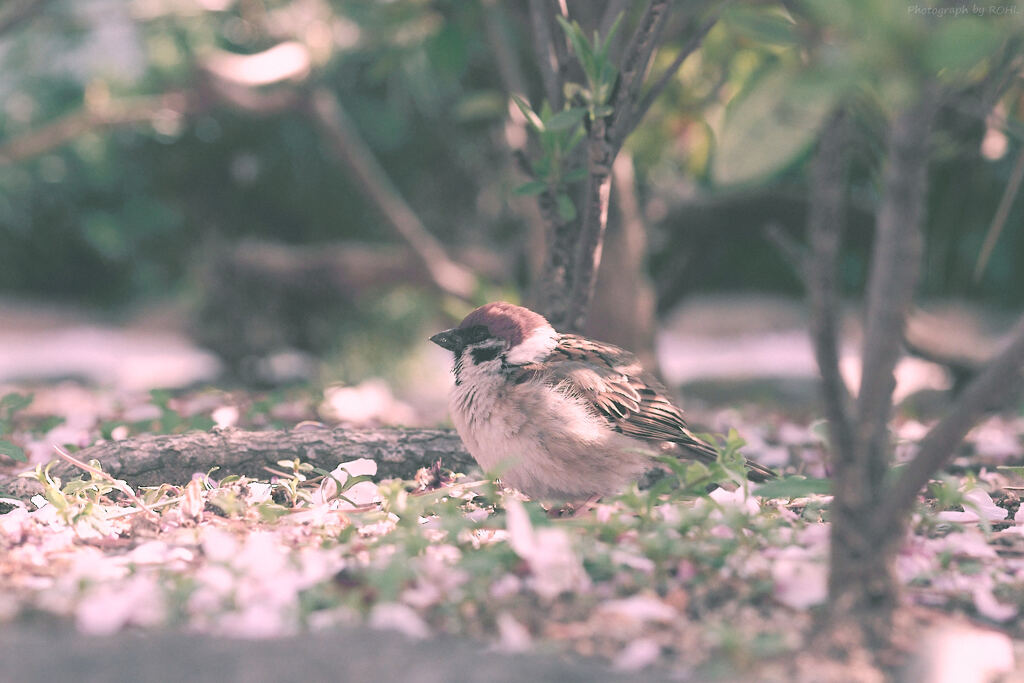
[854,88,940,492]
[807,111,855,465]
[628,12,719,134]
[608,0,672,148]
[763,222,808,281]
[307,89,476,302]
[559,0,675,331]
[0,91,199,164]
[482,0,529,95]
[566,116,615,332]
[0,0,55,38]
[528,0,566,110]
[0,43,311,165]
[877,316,1024,525]
[974,143,1024,281]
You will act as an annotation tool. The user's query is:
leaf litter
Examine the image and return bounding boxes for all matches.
[0,385,1022,677]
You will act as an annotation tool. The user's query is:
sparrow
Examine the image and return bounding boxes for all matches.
[430,301,775,503]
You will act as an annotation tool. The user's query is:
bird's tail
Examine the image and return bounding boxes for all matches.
[677,433,776,483]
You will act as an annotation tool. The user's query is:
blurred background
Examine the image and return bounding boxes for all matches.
[0,0,1021,433]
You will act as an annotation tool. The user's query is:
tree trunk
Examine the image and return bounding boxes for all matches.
[827,491,903,648]
[824,90,938,648]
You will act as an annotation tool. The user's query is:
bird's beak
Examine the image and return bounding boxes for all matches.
[429,328,462,352]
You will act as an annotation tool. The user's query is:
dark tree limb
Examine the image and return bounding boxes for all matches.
[0,44,479,304]
[562,0,673,332]
[877,318,1024,526]
[565,117,615,332]
[853,89,939,493]
[628,11,719,135]
[763,223,808,280]
[528,0,567,111]
[523,1,721,332]
[482,1,529,96]
[0,91,200,164]
[825,89,940,646]
[0,428,475,501]
[607,0,671,148]
[974,143,1024,281]
[807,111,855,466]
[306,89,477,302]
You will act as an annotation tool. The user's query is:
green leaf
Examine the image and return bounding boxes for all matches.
[545,107,587,132]
[685,461,713,486]
[0,440,26,462]
[0,392,33,418]
[257,501,291,522]
[338,473,374,494]
[510,94,545,131]
[997,466,1024,477]
[556,193,577,221]
[713,67,841,186]
[754,476,832,499]
[557,16,598,84]
[654,453,690,480]
[513,180,548,196]
[924,18,1001,73]
[455,91,507,122]
[723,7,799,46]
[599,12,625,58]
[565,126,586,153]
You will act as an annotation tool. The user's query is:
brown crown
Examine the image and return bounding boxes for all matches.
[458,302,549,347]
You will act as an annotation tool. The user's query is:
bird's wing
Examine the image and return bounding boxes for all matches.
[509,334,775,481]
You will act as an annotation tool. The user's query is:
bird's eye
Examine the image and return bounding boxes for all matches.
[462,325,491,344]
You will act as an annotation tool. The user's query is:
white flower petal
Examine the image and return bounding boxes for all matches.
[613,638,661,671]
[368,602,430,639]
[495,612,532,652]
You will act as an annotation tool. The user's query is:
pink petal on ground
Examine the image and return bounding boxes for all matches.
[911,625,1015,683]
[315,458,379,506]
[940,531,998,559]
[212,405,239,428]
[504,498,535,558]
[613,638,661,671]
[597,594,677,625]
[772,547,827,609]
[495,612,533,653]
[973,585,1018,622]
[937,488,1008,523]
[368,602,430,639]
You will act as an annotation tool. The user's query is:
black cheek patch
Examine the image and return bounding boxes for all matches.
[471,346,502,364]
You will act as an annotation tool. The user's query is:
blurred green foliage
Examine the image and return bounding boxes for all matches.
[0,0,1021,313]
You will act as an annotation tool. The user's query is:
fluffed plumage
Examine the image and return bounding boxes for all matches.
[431,302,775,502]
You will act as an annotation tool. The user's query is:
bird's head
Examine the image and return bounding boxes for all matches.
[430,302,558,379]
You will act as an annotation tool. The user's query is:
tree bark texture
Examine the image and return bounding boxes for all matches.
[828,91,939,646]
[566,119,615,333]
[0,428,475,501]
[806,111,854,465]
[527,0,706,334]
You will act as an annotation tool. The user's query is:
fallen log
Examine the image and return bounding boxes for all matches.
[0,427,475,500]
